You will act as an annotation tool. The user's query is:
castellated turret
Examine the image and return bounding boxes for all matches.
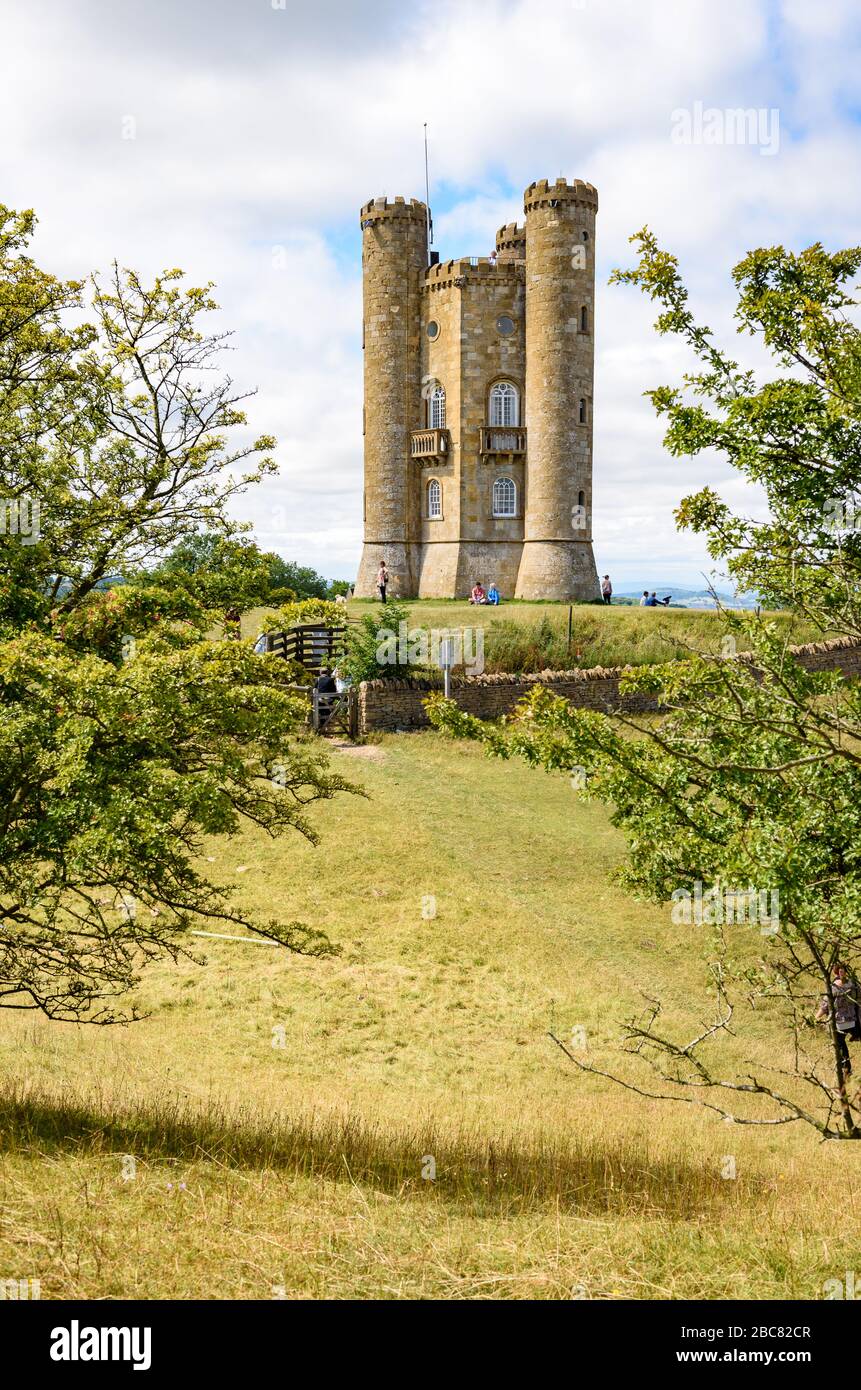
[354,179,600,602]
[354,196,428,600]
[516,179,600,600]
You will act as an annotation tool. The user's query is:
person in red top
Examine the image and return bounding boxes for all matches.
[470,582,487,605]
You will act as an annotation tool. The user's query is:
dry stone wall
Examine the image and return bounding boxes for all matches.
[357,635,861,734]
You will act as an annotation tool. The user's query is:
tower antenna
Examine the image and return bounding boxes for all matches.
[423,122,433,264]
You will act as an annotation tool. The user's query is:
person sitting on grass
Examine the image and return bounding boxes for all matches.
[487,583,500,605]
[470,582,487,605]
[639,590,650,606]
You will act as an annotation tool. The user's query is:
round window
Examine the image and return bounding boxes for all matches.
[497,315,515,336]
[426,321,440,340]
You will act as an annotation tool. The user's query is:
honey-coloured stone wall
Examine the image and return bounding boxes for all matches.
[356,178,601,601]
[356,636,861,734]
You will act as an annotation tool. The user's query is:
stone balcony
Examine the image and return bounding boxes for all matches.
[479,426,527,456]
[410,428,451,461]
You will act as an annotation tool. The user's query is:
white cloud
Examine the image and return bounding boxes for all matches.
[1,0,857,583]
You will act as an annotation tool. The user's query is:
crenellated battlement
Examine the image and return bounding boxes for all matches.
[523,178,598,213]
[495,221,526,249]
[360,195,428,227]
[421,256,520,291]
[495,222,526,264]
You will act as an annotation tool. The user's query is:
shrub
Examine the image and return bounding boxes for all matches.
[340,602,419,684]
[256,598,346,634]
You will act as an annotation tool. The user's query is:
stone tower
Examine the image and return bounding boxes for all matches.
[515,179,599,600]
[354,178,600,602]
[354,195,428,600]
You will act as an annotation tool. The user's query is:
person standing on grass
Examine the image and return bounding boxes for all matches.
[816,962,861,1076]
[315,666,337,729]
[377,561,389,604]
[601,575,612,605]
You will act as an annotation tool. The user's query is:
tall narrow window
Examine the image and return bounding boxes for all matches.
[578,490,585,508]
[492,476,516,518]
[429,385,446,429]
[579,398,587,423]
[489,381,519,427]
[580,305,588,332]
[427,478,442,518]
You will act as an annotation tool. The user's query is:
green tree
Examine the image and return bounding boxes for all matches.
[340,601,412,684]
[266,560,330,601]
[0,205,358,1020]
[0,207,276,637]
[0,631,356,1021]
[611,229,861,633]
[430,233,861,1139]
[0,207,98,633]
[147,532,273,615]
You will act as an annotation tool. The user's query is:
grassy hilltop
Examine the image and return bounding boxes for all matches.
[1,707,859,1299]
[237,600,820,674]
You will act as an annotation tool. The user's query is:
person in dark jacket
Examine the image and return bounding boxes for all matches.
[315,667,337,728]
[815,962,861,1075]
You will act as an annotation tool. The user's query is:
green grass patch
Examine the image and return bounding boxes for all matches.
[0,732,857,1298]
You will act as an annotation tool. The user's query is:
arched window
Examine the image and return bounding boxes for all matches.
[429,385,446,429]
[492,476,516,518]
[427,478,442,519]
[489,381,519,427]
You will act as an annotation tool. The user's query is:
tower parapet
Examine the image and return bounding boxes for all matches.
[359,195,429,225]
[421,256,520,292]
[523,177,598,212]
[495,221,526,263]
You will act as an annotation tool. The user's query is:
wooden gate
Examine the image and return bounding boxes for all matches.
[311,686,358,739]
[263,622,357,738]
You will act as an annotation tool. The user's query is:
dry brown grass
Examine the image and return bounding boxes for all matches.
[0,732,858,1299]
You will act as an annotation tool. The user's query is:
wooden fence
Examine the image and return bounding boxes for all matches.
[264,622,350,672]
[263,621,357,737]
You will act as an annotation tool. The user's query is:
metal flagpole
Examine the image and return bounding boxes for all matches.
[424,123,432,264]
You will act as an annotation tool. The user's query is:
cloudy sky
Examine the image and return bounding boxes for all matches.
[2,0,859,588]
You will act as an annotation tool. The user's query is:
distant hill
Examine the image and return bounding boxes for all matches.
[614,586,765,610]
